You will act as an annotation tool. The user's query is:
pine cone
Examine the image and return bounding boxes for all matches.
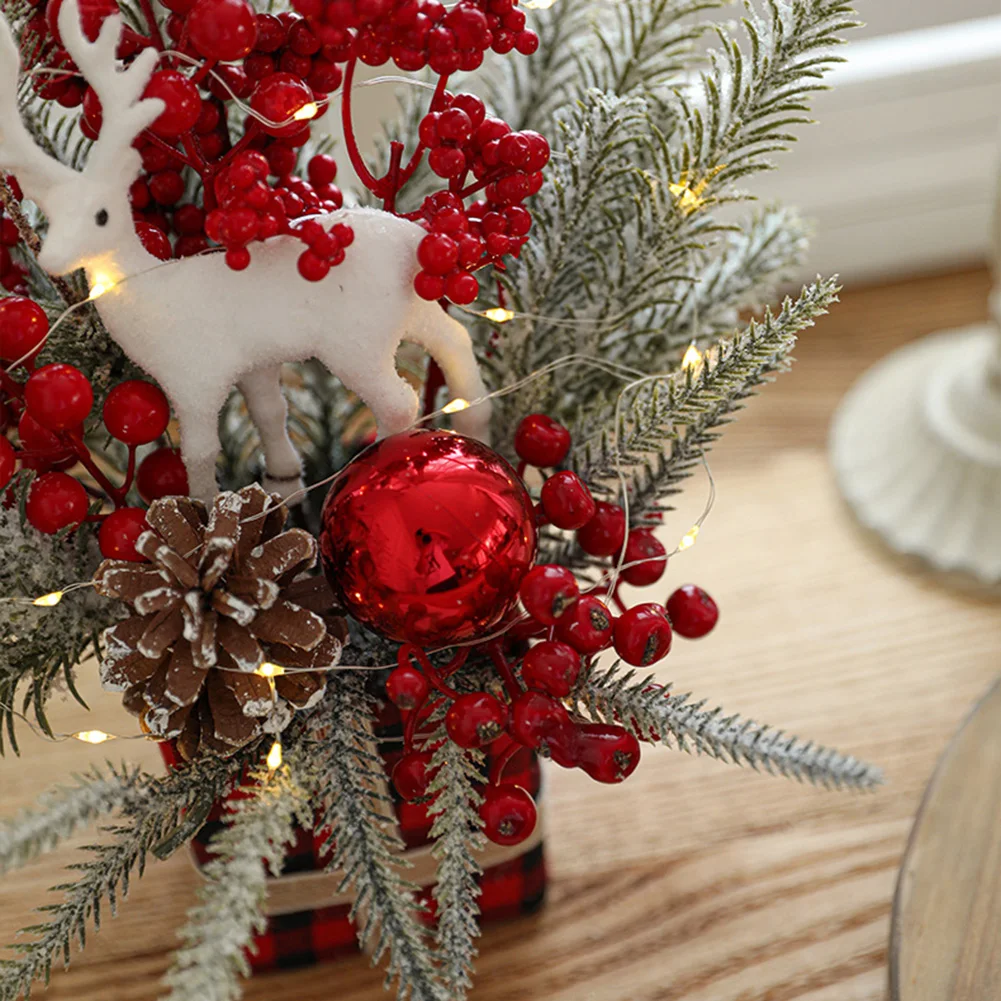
[94,484,347,760]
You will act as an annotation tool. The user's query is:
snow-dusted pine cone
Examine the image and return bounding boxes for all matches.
[93,484,347,760]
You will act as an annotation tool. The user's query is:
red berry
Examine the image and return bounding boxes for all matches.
[46,0,119,42]
[25,471,88,534]
[135,220,172,261]
[307,153,338,187]
[444,271,478,305]
[576,501,626,557]
[613,602,672,666]
[137,446,188,502]
[480,784,537,846]
[24,363,93,431]
[521,640,580,698]
[451,93,485,128]
[0,436,15,488]
[226,246,251,270]
[445,691,508,749]
[417,234,459,275]
[519,564,578,625]
[17,411,76,466]
[393,750,435,801]
[666,584,719,639]
[254,12,285,51]
[620,528,667,587]
[386,664,429,710]
[143,70,201,138]
[173,204,205,237]
[508,691,576,766]
[250,72,314,138]
[0,296,49,364]
[554,595,614,654]
[575,724,640,783]
[98,507,149,562]
[103,380,170,445]
[149,169,185,206]
[297,249,330,281]
[514,413,571,468]
[515,29,539,55]
[414,271,445,301]
[540,470,595,530]
[187,0,258,61]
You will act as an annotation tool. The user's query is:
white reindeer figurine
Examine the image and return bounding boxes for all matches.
[0,0,491,501]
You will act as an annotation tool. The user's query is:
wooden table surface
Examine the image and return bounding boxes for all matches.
[3,267,1000,1001]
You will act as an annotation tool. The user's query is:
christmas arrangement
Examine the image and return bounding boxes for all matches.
[0,0,879,998]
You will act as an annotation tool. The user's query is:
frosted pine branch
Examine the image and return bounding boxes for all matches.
[576,662,883,790]
[0,764,144,874]
[161,770,307,1001]
[427,733,486,1000]
[307,677,448,1001]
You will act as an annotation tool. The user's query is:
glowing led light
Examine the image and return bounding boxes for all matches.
[88,277,116,300]
[443,398,471,414]
[681,343,703,371]
[483,307,515,323]
[74,730,115,744]
[32,591,64,607]
[293,102,319,121]
[266,740,283,771]
[678,525,700,551]
[256,662,286,678]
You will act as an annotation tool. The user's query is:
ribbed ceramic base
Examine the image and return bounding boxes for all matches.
[830,324,1001,589]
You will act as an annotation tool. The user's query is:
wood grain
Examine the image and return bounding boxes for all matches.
[2,266,1000,1001]
[891,677,1001,1000]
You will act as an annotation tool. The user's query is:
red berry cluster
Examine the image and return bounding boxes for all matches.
[0,179,29,294]
[412,97,548,304]
[0,296,187,554]
[290,0,538,72]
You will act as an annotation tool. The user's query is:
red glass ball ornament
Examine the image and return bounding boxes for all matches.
[620,528,667,587]
[613,602,672,666]
[480,784,537,846]
[103,380,170,445]
[0,435,15,488]
[25,471,88,534]
[319,429,537,645]
[385,664,430,710]
[24,363,93,431]
[0,296,49,364]
[554,594,614,654]
[98,506,149,562]
[143,70,201,138]
[445,691,508,749]
[575,723,640,783]
[540,470,595,530]
[666,584,719,638]
[576,501,626,557]
[518,563,578,625]
[187,0,258,61]
[513,413,571,468]
[521,640,580,698]
[250,72,314,138]
[393,750,435,801]
[137,446,189,502]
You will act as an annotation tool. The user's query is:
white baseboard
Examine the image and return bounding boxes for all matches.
[750,16,1001,284]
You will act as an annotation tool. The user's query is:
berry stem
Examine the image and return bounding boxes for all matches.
[137,0,166,51]
[486,639,523,701]
[489,740,521,786]
[404,694,444,751]
[340,57,382,197]
[399,643,460,700]
[396,73,450,190]
[140,130,200,172]
[381,141,405,213]
[422,358,445,418]
[63,429,120,500]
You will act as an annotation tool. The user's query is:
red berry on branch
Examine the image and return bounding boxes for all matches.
[307,153,338,187]
[297,249,330,281]
[98,506,149,562]
[574,723,640,783]
[508,690,577,766]
[577,501,626,557]
[521,640,581,698]
[480,783,537,846]
[250,72,314,137]
[0,296,49,364]
[445,691,508,749]
[173,203,206,237]
[24,363,93,431]
[386,664,430,710]
[135,220,172,261]
[519,563,578,625]
[554,594,614,655]
[392,750,435,801]
[620,528,667,587]
[540,470,595,531]
[450,93,485,129]
[25,471,88,534]
[254,11,286,50]
[143,70,201,138]
[187,0,258,61]
[428,145,467,179]
[444,271,478,305]
[665,584,719,639]
[0,436,15,488]
[613,602,672,666]
[513,413,571,468]
[46,0,119,42]
[136,446,189,502]
[417,233,458,275]
[148,169,185,206]
[103,380,170,445]
[225,246,251,270]
[17,411,77,468]
[414,271,445,301]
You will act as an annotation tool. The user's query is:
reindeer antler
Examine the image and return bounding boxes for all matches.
[57,0,163,177]
[0,14,77,210]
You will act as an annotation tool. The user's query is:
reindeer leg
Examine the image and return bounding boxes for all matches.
[238,366,303,500]
[176,400,225,503]
[334,356,419,439]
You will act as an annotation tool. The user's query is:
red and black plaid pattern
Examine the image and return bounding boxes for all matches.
[159,703,547,973]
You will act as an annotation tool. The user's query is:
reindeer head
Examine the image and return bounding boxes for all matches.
[0,0,163,276]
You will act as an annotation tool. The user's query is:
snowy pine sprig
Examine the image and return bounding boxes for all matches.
[575,662,883,790]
